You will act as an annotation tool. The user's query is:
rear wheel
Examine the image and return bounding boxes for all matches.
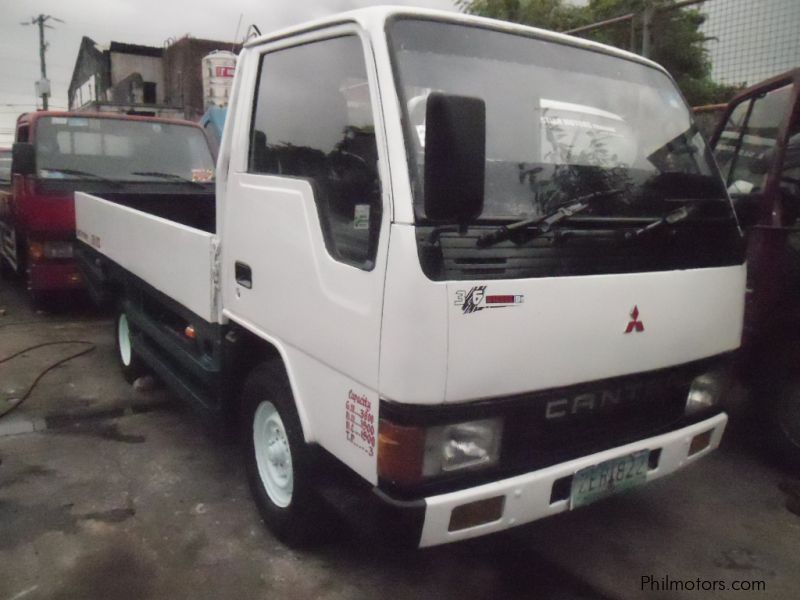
[115,309,146,383]
[242,360,325,546]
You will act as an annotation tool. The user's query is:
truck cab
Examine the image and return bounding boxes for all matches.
[76,7,746,547]
[0,112,215,301]
[711,68,800,464]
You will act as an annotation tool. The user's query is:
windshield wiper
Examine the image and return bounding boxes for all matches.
[130,171,209,188]
[476,188,624,248]
[42,168,121,188]
[625,199,724,239]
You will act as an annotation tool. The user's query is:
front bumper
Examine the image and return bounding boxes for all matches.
[360,412,726,548]
[28,260,84,291]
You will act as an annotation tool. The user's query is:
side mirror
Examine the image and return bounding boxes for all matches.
[11,142,35,176]
[424,93,486,223]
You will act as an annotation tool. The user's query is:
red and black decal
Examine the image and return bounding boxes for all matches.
[455,286,524,314]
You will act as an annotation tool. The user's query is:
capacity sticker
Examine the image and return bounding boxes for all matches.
[345,389,375,456]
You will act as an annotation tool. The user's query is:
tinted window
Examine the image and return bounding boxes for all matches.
[249,35,382,269]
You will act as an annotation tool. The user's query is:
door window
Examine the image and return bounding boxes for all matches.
[715,84,794,193]
[248,35,382,269]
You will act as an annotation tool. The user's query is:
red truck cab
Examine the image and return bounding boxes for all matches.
[0,112,215,301]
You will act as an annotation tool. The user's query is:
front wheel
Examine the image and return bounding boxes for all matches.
[242,361,325,546]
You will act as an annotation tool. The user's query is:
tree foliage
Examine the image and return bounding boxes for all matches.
[457,0,741,106]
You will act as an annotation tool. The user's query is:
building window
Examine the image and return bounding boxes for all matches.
[143,82,157,104]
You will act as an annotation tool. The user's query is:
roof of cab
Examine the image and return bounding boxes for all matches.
[243,5,664,74]
[15,111,203,130]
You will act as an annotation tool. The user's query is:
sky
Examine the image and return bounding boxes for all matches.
[0,0,457,146]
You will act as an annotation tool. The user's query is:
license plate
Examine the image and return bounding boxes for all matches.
[570,450,649,509]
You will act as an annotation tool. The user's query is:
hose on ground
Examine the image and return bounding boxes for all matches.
[0,341,96,421]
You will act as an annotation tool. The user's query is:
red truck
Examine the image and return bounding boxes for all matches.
[0,112,215,302]
[710,68,800,465]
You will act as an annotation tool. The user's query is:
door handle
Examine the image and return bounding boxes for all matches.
[235,261,252,289]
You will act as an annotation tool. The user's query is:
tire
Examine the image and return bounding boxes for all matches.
[242,360,324,546]
[769,380,800,470]
[115,309,146,384]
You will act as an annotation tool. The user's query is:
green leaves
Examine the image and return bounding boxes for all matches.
[458,0,743,106]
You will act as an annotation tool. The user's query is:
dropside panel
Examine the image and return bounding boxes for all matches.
[75,192,217,322]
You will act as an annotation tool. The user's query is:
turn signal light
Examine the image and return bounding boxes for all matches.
[689,429,712,456]
[448,496,505,531]
[28,241,44,262]
[184,325,197,339]
[377,419,425,486]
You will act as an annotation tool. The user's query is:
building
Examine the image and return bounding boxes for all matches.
[68,35,240,120]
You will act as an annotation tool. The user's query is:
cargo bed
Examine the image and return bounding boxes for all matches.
[75,191,218,322]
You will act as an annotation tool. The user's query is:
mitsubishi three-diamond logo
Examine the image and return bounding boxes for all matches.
[625,305,645,333]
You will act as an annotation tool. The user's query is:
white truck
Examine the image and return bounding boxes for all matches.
[74,7,746,548]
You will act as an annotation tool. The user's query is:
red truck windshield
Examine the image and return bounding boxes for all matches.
[35,117,215,184]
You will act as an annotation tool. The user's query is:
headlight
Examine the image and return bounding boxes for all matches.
[43,241,73,259]
[685,369,728,416]
[377,416,504,486]
[423,418,503,476]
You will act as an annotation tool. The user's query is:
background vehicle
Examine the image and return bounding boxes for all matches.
[0,112,214,301]
[199,106,226,158]
[76,7,745,548]
[0,148,10,190]
[711,68,800,465]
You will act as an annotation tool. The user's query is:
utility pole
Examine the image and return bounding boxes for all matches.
[641,2,654,58]
[22,14,63,110]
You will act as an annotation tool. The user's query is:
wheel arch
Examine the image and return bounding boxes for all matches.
[225,314,316,443]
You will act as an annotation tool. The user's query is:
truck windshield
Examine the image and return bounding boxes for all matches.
[389,19,735,225]
[35,117,215,184]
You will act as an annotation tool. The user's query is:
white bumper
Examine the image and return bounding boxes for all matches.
[419,412,727,547]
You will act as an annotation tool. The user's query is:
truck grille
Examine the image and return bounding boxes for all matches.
[417,224,744,280]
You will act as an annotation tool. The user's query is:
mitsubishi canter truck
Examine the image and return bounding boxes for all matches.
[74,7,746,548]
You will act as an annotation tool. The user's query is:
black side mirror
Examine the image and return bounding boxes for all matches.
[424,93,486,223]
[11,142,35,176]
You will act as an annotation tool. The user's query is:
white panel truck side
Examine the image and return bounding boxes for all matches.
[75,7,747,548]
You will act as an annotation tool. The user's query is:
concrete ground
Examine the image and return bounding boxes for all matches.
[1,279,799,600]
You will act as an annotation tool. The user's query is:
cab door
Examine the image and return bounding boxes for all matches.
[712,74,800,345]
[220,27,391,478]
